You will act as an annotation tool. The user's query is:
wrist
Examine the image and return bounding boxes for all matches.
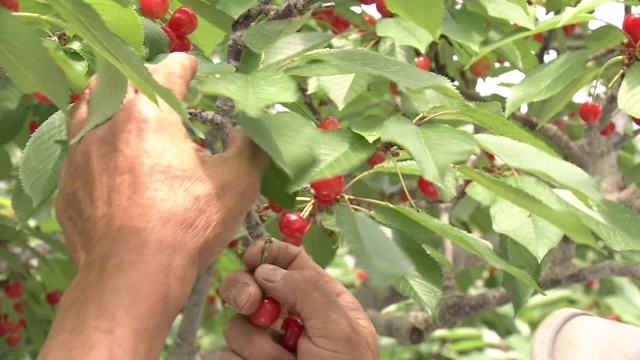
[40,253,198,360]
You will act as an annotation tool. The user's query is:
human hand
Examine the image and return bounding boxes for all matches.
[56,53,269,274]
[219,240,380,360]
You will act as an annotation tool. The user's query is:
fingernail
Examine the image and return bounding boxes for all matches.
[257,264,286,284]
[231,283,251,310]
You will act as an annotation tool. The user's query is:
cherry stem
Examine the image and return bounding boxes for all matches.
[391,157,419,211]
[342,195,393,208]
[260,239,272,265]
[592,55,624,99]
[344,169,375,191]
[415,110,461,126]
[300,199,315,218]
[608,68,624,88]
[275,57,299,71]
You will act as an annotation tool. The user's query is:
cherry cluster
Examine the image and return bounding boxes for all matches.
[0,281,62,347]
[138,0,198,53]
[248,296,304,352]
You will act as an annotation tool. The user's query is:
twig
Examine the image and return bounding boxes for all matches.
[613,127,640,147]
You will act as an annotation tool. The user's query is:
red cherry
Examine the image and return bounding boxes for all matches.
[367,152,386,167]
[552,119,567,134]
[16,317,25,329]
[139,0,169,20]
[586,279,597,287]
[268,200,286,214]
[311,175,344,204]
[563,23,579,36]
[389,82,399,96]
[4,282,23,299]
[533,33,543,43]
[633,117,640,126]
[32,92,52,104]
[469,56,490,78]
[69,93,82,104]
[463,179,473,186]
[363,14,375,26]
[415,54,431,71]
[249,296,281,328]
[579,102,602,124]
[356,269,368,281]
[13,302,23,315]
[484,152,496,164]
[0,321,8,336]
[283,236,302,247]
[193,139,205,149]
[331,15,351,34]
[171,35,191,53]
[489,266,497,275]
[417,177,440,200]
[45,290,62,305]
[623,13,640,44]
[568,111,577,118]
[168,6,198,36]
[0,0,18,12]
[376,0,393,17]
[278,213,309,240]
[317,116,341,130]
[207,295,216,306]
[359,0,376,4]
[29,121,40,134]
[599,122,615,137]
[398,192,409,202]
[496,57,506,65]
[606,314,620,322]
[312,9,334,23]
[280,315,305,352]
[5,331,20,347]
[228,239,240,248]
[161,25,178,51]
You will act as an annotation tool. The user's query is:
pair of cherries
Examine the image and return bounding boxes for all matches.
[249,296,304,352]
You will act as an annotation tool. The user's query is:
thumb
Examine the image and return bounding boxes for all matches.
[254,264,347,325]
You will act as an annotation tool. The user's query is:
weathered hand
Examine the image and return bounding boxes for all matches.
[219,240,380,360]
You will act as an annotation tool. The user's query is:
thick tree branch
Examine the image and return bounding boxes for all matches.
[366,310,427,345]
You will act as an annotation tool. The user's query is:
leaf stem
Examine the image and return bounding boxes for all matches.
[415,110,461,126]
[391,157,419,211]
[344,169,375,191]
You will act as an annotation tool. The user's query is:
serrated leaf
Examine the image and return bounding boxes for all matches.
[376,17,434,52]
[244,11,313,53]
[85,0,144,52]
[457,166,596,247]
[260,164,297,210]
[0,77,29,145]
[618,63,640,119]
[381,116,476,188]
[264,32,333,67]
[303,225,338,268]
[498,236,539,314]
[441,8,490,51]
[48,0,187,121]
[490,176,564,262]
[198,71,299,116]
[334,205,414,288]
[72,55,128,142]
[142,18,169,60]
[286,49,459,97]
[475,134,601,202]
[386,0,443,38]
[479,0,534,29]
[236,112,375,190]
[318,74,371,111]
[0,9,70,111]
[556,190,640,252]
[20,111,67,207]
[373,205,541,291]
[506,51,591,116]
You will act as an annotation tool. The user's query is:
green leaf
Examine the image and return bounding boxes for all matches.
[457,166,596,247]
[198,71,299,116]
[244,11,313,53]
[85,0,144,52]
[618,63,640,119]
[0,77,29,146]
[0,9,70,111]
[474,134,601,202]
[498,236,540,314]
[48,0,187,121]
[370,160,423,176]
[263,32,333,68]
[216,0,257,18]
[478,0,534,29]
[0,147,11,180]
[286,49,459,97]
[349,115,386,143]
[72,55,128,142]
[392,231,443,317]
[260,164,297,210]
[386,0,443,38]
[381,116,476,188]
[334,205,414,288]
[142,18,169,60]
[236,112,375,190]
[376,17,434,52]
[555,190,640,252]
[490,176,564,262]
[505,50,591,116]
[19,111,67,207]
[318,74,372,111]
[441,8,489,51]
[373,205,541,291]
[11,179,43,224]
[303,225,338,269]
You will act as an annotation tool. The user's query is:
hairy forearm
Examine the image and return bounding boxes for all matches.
[39,254,199,360]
